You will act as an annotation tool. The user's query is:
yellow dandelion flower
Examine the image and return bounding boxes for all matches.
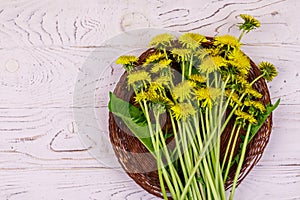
[225,90,242,106]
[172,81,193,101]
[127,70,151,87]
[245,87,263,99]
[195,88,210,101]
[239,14,260,32]
[244,100,266,112]
[234,109,257,124]
[143,52,165,67]
[147,82,164,94]
[144,89,160,103]
[116,55,138,65]
[227,49,251,76]
[149,33,174,47]
[212,56,226,68]
[258,61,278,82]
[134,91,147,103]
[179,33,207,50]
[236,76,251,88]
[171,103,196,121]
[189,74,206,83]
[199,57,218,74]
[151,59,172,73]
[213,35,241,49]
[194,87,220,108]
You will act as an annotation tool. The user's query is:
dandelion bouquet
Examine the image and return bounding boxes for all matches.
[108,14,279,200]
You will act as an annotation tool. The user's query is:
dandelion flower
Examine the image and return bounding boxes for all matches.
[195,87,221,108]
[116,55,138,65]
[198,57,218,74]
[143,52,165,67]
[134,91,148,103]
[189,74,206,83]
[172,81,193,101]
[214,35,241,49]
[234,109,257,124]
[239,14,260,32]
[244,100,266,112]
[245,87,263,99]
[116,55,138,71]
[227,49,251,76]
[258,61,278,81]
[212,56,226,68]
[151,59,172,73]
[226,90,242,106]
[127,70,151,87]
[150,33,174,47]
[179,33,207,50]
[171,103,196,121]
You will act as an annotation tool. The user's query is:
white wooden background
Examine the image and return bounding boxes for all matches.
[0,0,299,199]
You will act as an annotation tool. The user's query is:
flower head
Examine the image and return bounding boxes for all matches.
[179,33,207,50]
[244,100,266,112]
[258,61,278,81]
[116,55,138,71]
[226,90,242,106]
[127,70,151,87]
[198,57,218,74]
[238,14,260,32]
[213,35,241,49]
[116,55,138,65]
[151,59,172,73]
[195,87,221,108]
[245,87,263,99]
[149,33,174,48]
[143,52,165,67]
[234,109,257,124]
[172,81,193,101]
[227,49,251,76]
[171,103,196,121]
[189,74,206,83]
[134,91,148,103]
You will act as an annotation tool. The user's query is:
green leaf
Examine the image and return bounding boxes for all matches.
[108,92,154,152]
[249,98,280,143]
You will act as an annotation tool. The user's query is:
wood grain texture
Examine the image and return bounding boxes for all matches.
[0,0,299,199]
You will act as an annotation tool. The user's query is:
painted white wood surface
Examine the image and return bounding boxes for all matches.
[0,0,299,199]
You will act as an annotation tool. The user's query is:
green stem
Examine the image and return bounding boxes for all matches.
[221,122,237,170]
[188,55,194,76]
[143,102,168,199]
[181,58,185,81]
[178,122,198,199]
[250,73,265,85]
[155,114,183,199]
[229,124,252,200]
[223,124,242,183]
[238,30,246,42]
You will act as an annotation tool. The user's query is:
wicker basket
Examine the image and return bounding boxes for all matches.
[108,38,272,199]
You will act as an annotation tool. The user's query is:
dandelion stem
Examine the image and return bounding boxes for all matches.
[229,124,252,200]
